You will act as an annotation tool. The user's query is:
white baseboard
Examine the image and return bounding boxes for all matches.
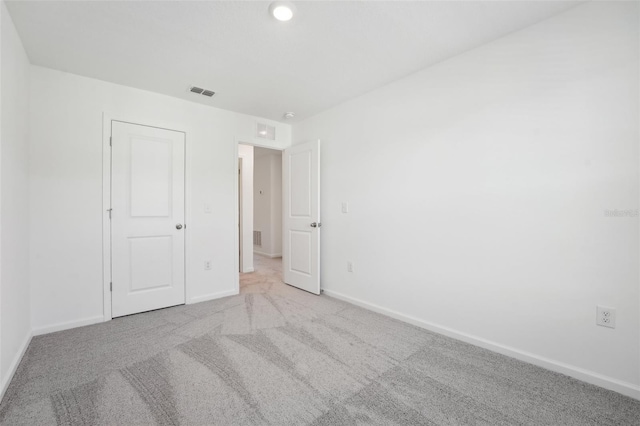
[32,315,105,336]
[0,330,32,403]
[322,289,640,401]
[241,267,255,273]
[254,251,282,259]
[189,289,238,304]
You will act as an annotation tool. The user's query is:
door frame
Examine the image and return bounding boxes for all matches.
[238,157,243,273]
[102,113,189,322]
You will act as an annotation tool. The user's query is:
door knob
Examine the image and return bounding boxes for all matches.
[310,222,321,228]
[176,224,183,230]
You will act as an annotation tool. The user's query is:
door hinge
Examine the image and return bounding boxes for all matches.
[110,282,112,292]
[109,136,112,147]
[107,208,112,219]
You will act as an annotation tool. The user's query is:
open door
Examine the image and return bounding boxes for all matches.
[283,140,321,294]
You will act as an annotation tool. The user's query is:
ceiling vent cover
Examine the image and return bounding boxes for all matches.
[257,123,276,140]
[189,86,215,98]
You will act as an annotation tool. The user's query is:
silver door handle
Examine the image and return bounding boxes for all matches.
[176,224,183,230]
[310,222,322,228]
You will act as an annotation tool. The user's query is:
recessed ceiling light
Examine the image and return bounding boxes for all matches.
[269,1,295,22]
[283,112,295,119]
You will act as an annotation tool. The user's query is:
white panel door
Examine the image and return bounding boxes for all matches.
[111,121,185,318]
[283,140,321,294]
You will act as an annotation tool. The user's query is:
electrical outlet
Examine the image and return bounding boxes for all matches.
[204,261,212,270]
[596,306,616,328]
[204,203,213,214]
[347,261,353,272]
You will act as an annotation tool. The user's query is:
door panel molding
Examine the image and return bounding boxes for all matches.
[102,114,187,321]
[283,140,321,295]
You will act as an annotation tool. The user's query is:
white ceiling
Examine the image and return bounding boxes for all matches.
[6,1,580,122]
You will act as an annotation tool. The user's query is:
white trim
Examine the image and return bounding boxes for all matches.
[322,289,640,401]
[234,138,240,292]
[184,121,193,307]
[0,331,32,403]
[237,143,256,274]
[188,289,238,304]
[32,316,105,336]
[253,251,282,258]
[102,113,112,322]
[238,156,244,274]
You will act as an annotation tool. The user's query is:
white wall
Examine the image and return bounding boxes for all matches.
[29,66,290,333]
[294,1,639,397]
[238,144,254,273]
[0,1,31,397]
[253,149,282,258]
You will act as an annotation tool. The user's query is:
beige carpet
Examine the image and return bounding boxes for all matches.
[1,255,639,425]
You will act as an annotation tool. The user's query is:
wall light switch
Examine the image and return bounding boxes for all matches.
[204,203,213,214]
[342,202,349,213]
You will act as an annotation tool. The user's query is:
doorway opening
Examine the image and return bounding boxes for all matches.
[238,144,284,292]
[236,139,321,295]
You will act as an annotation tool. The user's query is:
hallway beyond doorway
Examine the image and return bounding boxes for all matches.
[240,255,283,294]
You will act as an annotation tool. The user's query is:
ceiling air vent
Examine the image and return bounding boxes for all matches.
[257,123,276,140]
[189,86,215,98]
